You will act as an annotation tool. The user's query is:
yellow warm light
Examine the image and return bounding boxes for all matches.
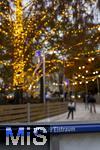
[79,82,82,84]
[88,58,91,62]
[86,81,88,84]
[13,0,25,86]
[82,66,85,69]
[86,70,88,73]
[78,74,81,77]
[0,0,99,94]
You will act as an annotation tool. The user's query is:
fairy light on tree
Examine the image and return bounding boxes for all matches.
[13,0,25,86]
[0,0,99,100]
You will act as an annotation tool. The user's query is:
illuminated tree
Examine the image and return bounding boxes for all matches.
[0,0,12,88]
[12,0,25,86]
[0,0,100,101]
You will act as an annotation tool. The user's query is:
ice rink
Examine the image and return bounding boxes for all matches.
[37,103,100,123]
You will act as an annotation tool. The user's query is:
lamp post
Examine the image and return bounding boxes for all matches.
[85,81,88,109]
[93,71,100,96]
[42,51,46,103]
[85,82,88,95]
[97,75,100,95]
[35,50,46,103]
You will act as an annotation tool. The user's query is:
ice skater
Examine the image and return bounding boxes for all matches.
[88,92,96,113]
[67,100,76,120]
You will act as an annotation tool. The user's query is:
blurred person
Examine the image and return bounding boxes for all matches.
[82,93,89,110]
[64,91,68,101]
[67,100,76,120]
[88,93,96,113]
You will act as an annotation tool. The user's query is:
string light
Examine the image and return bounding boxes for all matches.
[92,79,95,82]
[82,66,85,69]
[82,76,85,79]
[79,81,82,84]
[86,70,89,73]
[98,26,100,31]
[78,74,81,77]
[88,57,95,62]
[0,0,99,93]
[12,0,25,86]
[96,71,99,74]
[86,81,88,84]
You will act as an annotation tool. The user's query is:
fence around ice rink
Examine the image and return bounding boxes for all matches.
[0,102,67,123]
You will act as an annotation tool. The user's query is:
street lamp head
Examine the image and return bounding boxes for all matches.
[35,50,41,57]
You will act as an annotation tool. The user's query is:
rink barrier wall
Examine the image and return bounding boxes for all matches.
[0,102,67,123]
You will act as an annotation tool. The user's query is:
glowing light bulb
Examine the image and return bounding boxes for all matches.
[98,26,100,31]
[91,57,94,61]
[74,82,77,85]
[96,71,98,74]
[82,66,85,69]
[86,70,88,73]
[88,58,91,62]
[75,76,78,79]
[78,74,81,77]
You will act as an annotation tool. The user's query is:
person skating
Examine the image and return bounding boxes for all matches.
[67,100,76,120]
[88,92,96,113]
